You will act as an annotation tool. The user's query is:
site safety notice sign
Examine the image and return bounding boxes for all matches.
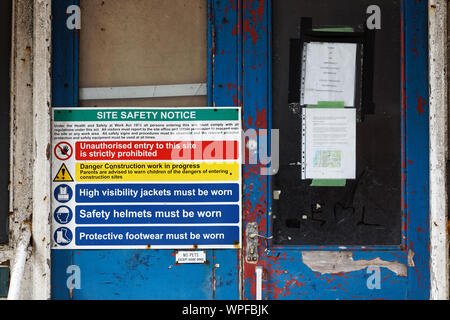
[51,107,242,249]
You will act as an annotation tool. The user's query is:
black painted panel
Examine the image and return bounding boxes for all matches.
[272,0,401,245]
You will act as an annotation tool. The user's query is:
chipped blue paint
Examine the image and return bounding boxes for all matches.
[239,0,271,300]
[52,0,79,107]
[208,0,242,300]
[68,250,213,300]
[51,0,430,300]
[240,0,430,300]
[51,0,240,300]
[403,0,430,300]
[261,251,408,300]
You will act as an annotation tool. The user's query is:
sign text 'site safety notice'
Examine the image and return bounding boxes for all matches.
[51,107,242,249]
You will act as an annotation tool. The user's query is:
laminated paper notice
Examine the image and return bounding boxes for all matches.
[301,42,357,107]
[301,108,356,179]
[51,107,242,250]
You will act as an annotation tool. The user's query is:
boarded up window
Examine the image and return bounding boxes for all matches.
[79,0,207,107]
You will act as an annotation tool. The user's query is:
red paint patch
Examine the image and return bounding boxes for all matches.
[417,96,426,114]
[232,94,241,106]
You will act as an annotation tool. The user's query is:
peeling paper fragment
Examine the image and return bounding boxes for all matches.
[302,251,407,277]
[407,249,415,267]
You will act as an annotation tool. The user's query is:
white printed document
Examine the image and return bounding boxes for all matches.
[301,108,356,179]
[301,42,357,107]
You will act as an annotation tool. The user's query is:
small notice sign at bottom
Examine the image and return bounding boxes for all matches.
[176,251,207,264]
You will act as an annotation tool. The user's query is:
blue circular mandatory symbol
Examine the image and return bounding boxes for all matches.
[54,205,73,224]
[54,227,73,246]
[54,184,73,203]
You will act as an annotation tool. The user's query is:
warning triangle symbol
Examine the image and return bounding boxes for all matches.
[53,163,74,182]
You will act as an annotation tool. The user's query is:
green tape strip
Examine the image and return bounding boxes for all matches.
[310,179,346,187]
[0,267,9,298]
[313,101,345,108]
[308,101,346,187]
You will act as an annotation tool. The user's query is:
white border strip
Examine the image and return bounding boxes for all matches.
[79,83,207,100]
[429,0,449,300]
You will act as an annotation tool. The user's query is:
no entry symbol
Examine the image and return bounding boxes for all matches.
[54,142,73,161]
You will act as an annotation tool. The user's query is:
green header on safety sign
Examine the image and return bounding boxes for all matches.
[54,108,240,122]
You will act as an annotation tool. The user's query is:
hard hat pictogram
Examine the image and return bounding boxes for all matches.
[54,205,73,224]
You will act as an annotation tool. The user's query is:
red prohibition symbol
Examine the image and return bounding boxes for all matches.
[54,142,73,161]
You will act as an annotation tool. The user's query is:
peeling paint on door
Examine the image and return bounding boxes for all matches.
[302,251,407,277]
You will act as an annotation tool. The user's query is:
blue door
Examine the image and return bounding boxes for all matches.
[51,0,430,300]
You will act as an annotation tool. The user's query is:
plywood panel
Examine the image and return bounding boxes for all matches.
[80,96,207,108]
[79,0,207,92]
